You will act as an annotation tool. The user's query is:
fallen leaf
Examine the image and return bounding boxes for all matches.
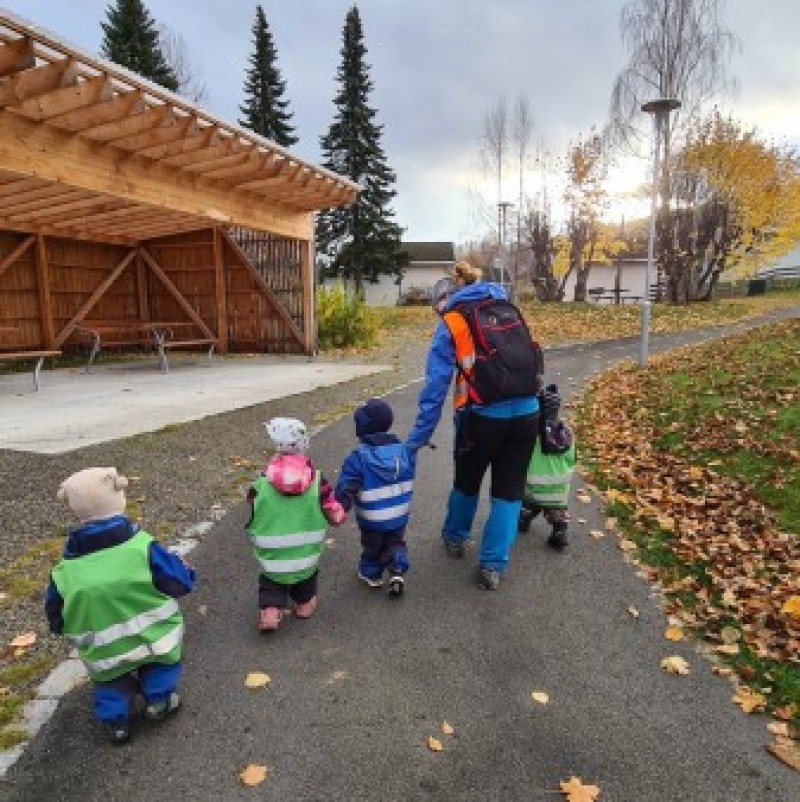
[715,644,740,656]
[719,626,741,644]
[775,704,798,721]
[766,741,800,772]
[0,686,10,696]
[712,666,733,677]
[326,670,347,685]
[605,517,617,530]
[781,596,800,620]
[627,605,640,619]
[426,736,444,752]
[239,764,268,787]
[9,632,37,648]
[768,721,791,738]
[575,491,592,504]
[589,529,605,540]
[661,655,690,675]
[324,537,336,547]
[577,518,587,525]
[618,540,637,552]
[197,604,208,616]
[440,721,455,735]
[245,672,271,689]
[664,627,685,642]
[733,688,766,713]
[559,775,601,801]
[531,691,549,705]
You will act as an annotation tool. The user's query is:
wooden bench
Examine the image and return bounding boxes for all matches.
[0,350,62,391]
[154,334,217,374]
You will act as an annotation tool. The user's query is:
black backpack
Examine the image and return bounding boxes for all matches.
[451,298,544,405]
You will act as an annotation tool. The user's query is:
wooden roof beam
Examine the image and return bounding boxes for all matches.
[0,57,76,108]
[46,89,144,132]
[1,186,87,215]
[0,113,314,239]
[0,216,138,246]
[185,148,257,177]
[12,73,114,120]
[9,196,126,224]
[134,123,218,161]
[0,177,48,197]
[82,103,170,142]
[110,111,190,151]
[162,135,245,169]
[0,36,35,78]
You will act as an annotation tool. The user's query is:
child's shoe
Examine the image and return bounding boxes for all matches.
[144,691,181,721]
[103,720,132,744]
[517,505,536,533]
[547,523,569,551]
[387,574,405,597]
[476,566,501,590]
[358,571,383,588]
[258,606,283,632]
[443,538,467,558]
[295,596,317,619]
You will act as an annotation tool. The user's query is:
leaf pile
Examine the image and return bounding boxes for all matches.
[577,318,800,718]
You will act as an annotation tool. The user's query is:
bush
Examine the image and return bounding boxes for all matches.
[316,284,378,350]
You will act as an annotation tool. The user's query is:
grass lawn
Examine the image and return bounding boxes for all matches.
[577,316,800,724]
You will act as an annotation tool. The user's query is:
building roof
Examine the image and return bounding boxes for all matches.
[0,11,359,244]
[403,242,455,263]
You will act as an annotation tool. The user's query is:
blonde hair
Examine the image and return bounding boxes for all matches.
[452,260,483,285]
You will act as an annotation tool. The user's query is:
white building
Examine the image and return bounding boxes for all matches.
[560,258,655,303]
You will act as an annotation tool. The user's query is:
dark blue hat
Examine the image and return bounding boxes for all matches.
[354,398,394,437]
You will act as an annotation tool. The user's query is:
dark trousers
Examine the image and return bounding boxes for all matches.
[258,570,318,609]
[455,411,539,501]
[93,662,182,723]
[359,527,409,579]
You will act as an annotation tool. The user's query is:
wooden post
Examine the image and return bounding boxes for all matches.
[300,237,316,354]
[212,227,229,353]
[136,251,150,322]
[35,233,55,348]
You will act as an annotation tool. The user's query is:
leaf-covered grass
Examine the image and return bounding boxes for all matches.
[577,317,800,721]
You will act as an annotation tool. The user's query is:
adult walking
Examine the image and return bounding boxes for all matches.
[406,260,543,589]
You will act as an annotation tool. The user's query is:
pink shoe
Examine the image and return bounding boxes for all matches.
[258,607,282,632]
[294,596,317,619]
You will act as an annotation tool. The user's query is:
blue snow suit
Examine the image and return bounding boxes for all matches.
[336,432,416,580]
[406,282,540,573]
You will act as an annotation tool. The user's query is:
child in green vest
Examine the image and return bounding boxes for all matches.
[518,385,576,550]
[246,417,346,632]
[46,467,196,744]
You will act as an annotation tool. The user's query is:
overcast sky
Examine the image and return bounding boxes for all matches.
[7,1,800,243]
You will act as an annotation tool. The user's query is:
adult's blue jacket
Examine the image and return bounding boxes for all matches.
[405,282,540,452]
[336,433,416,532]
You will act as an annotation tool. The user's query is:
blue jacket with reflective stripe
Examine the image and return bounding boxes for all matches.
[336,434,416,533]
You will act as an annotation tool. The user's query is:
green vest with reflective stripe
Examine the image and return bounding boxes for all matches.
[246,472,327,585]
[51,530,183,683]
[525,441,576,508]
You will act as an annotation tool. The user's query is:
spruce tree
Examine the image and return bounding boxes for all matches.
[239,5,298,147]
[316,6,406,293]
[101,0,179,91]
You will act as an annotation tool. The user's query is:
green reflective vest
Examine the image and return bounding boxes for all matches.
[246,472,327,585]
[51,530,183,683]
[525,441,576,508]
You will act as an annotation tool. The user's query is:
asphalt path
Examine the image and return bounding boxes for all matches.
[3,310,799,802]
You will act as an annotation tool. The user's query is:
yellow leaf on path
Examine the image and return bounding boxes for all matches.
[664,627,685,642]
[720,589,737,609]
[733,688,766,714]
[440,721,455,736]
[239,764,268,787]
[559,775,601,801]
[9,632,37,648]
[768,721,791,738]
[715,644,739,656]
[781,596,800,620]
[531,691,549,705]
[618,540,637,552]
[627,605,640,619]
[661,655,690,675]
[605,517,617,530]
[589,530,605,540]
[426,736,444,752]
[766,741,800,772]
[720,626,741,644]
[657,515,675,531]
[245,672,271,688]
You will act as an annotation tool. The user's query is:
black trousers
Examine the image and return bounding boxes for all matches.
[454,410,539,501]
[258,570,318,609]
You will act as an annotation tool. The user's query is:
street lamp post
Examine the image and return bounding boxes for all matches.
[639,97,681,366]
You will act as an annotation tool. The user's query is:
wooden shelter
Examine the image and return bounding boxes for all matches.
[0,11,358,361]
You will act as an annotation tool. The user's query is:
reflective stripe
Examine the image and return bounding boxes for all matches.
[355,502,411,522]
[83,623,184,675]
[526,472,573,485]
[252,529,325,549]
[458,354,475,370]
[257,553,320,574]
[67,599,180,650]
[359,481,414,502]
[530,491,569,504]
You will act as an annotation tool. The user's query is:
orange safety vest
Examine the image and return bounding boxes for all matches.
[442,310,478,410]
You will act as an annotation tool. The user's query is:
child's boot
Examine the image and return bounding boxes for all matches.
[387,574,405,597]
[517,504,539,533]
[144,691,181,721]
[103,720,132,744]
[295,596,317,619]
[258,606,283,632]
[547,522,569,551]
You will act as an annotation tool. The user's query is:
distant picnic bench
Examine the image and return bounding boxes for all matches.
[76,321,217,373]
[0,348,62,391]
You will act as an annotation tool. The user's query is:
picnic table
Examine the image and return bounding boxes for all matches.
[0,326,62,391]
[77,320,217,373]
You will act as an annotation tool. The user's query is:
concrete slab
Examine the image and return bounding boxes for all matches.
[0,356,389,454]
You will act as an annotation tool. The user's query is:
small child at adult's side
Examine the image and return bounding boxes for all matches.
[45,467,196,744]
[518,384,576,551]
[246,417,346,632]
[335,398,416,596]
